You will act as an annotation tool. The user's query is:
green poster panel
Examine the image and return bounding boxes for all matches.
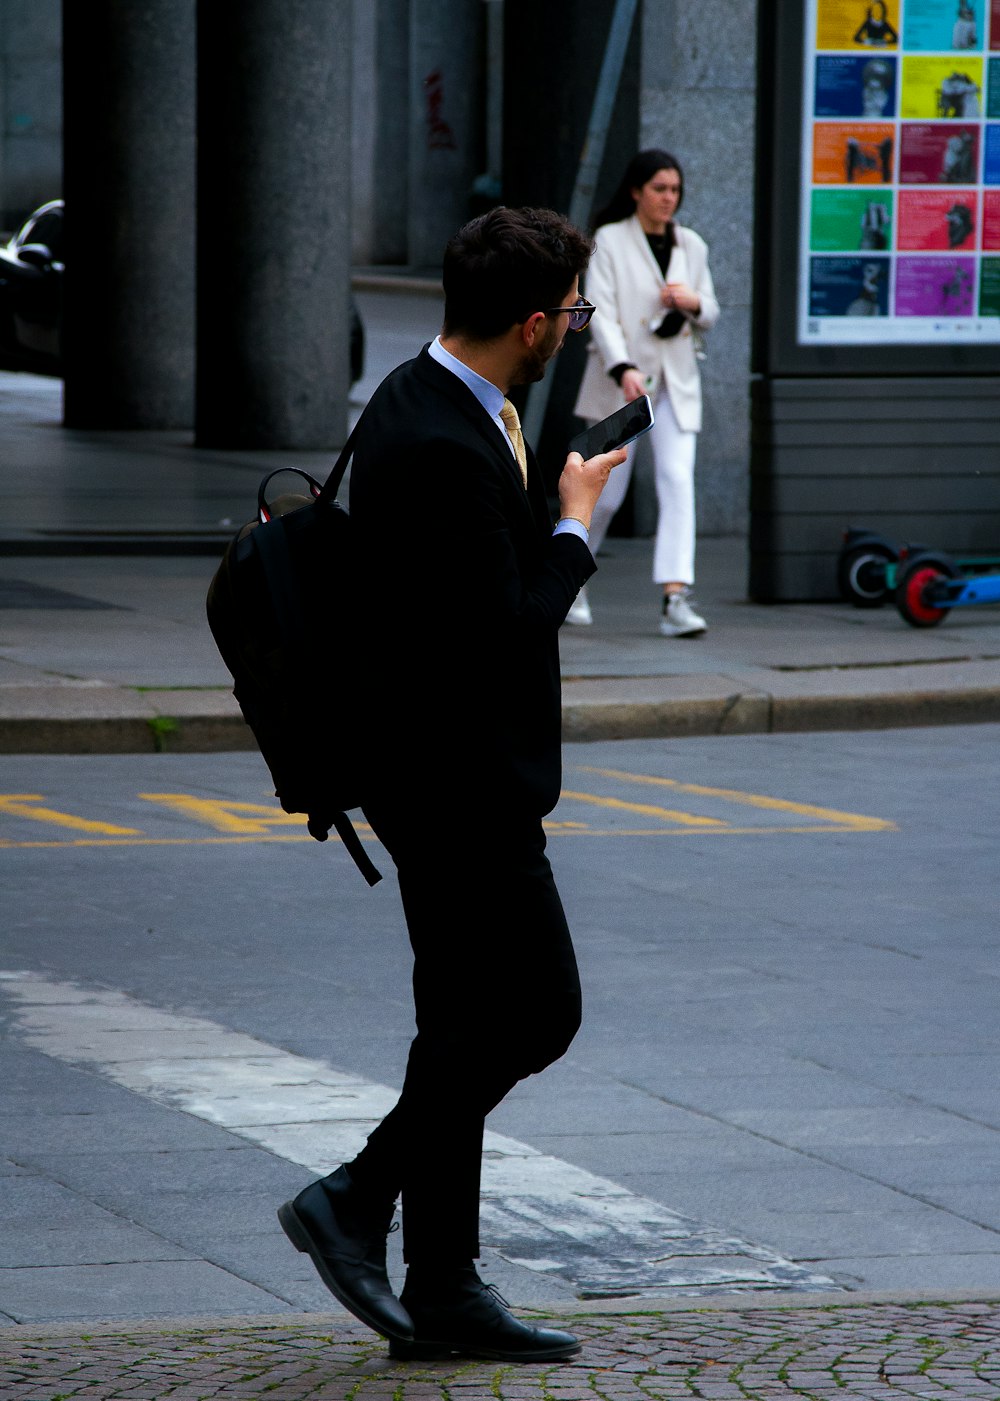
[810,188,894,250]
[980,258,1000,315]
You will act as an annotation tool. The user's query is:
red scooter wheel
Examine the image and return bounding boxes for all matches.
[895,554,958,628]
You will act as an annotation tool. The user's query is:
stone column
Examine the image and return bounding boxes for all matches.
[368,0,410,266]
[195,0,352,449]
[1,0,62,229]
[62,0,195,429]
[640,0,758,537]
[406,0,481,269]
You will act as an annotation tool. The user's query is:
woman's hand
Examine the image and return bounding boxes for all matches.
[620,368,648,404]
[661,281,701,316]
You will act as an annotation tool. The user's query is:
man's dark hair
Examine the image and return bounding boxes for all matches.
[442,206,593,341]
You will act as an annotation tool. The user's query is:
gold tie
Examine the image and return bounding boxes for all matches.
[499,398,528,489]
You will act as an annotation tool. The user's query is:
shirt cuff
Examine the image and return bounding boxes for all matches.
[553,517,590,545]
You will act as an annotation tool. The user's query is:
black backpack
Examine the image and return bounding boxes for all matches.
[206,429,381,886]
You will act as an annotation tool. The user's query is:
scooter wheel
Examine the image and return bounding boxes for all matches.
[895,553,959,628]
[837,542,896,608]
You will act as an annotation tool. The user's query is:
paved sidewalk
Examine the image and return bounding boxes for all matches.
[3,1297,999,1399]
[3,310,1000,1393]
[3,344,1000,753]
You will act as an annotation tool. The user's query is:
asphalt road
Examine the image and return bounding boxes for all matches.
[2,726,999,1323]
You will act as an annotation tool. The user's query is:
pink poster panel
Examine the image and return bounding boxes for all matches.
[897,190,979,250]
[898,124,979,185]
[983,190,1000,248]
[895,256,976,314]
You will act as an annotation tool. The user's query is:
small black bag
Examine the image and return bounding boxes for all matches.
[206,430,381,886]
[654,309,686,339]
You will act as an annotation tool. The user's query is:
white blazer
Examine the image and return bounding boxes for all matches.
[574,215,719,434]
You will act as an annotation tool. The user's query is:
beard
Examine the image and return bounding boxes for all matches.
[510,322,564,386]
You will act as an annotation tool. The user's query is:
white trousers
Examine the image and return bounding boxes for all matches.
[586,389,697,586]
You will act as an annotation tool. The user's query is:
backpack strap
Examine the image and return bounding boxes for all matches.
[317,417,362,506]
[328,811,382,887]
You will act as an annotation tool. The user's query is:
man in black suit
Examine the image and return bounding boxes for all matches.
[278,207,624,1363]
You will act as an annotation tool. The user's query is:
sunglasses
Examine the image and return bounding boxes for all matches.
[540,297,596,332]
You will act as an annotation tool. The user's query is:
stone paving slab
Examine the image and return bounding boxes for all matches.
[1,1299,999,1399]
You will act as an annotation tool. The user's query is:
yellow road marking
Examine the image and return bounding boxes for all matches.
[0,824,883,851]
[573,767,897,833]
[0,773,895,849]
[138,794,306,833]
[560,790,728,828]
[0,794,142,836]
[0,834,332,849]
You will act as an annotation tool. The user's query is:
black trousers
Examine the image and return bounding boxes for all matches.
[347,802,582,1264]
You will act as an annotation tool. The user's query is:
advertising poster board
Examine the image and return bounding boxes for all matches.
[798,0,1000,346]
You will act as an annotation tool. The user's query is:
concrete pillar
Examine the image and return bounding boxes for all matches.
[351,0,378,266]
[640,0,757,537]
[406,0,481,269]
[500,0,639,489]
[195,0,353,449]
[1,0,62,229]
[62,0,195,429]
[367,0,410,266]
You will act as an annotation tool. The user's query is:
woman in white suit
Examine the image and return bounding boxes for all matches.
[571,149,719,635]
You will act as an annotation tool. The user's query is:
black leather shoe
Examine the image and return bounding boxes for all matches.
[278,1167,413,1343]
[390,1269,580,1362]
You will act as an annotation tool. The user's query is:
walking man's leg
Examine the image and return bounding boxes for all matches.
[281,810,584,1360]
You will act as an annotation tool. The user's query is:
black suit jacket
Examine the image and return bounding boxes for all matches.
[349,347,596,817]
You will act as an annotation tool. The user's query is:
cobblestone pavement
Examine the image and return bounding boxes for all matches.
[2,1301,999,1400]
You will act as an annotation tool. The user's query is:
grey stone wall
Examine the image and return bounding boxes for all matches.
[0,0,62,228]
[351,0,377,265]
[407,0,482,268]
[640,0,757,536]
[196,0,354,448]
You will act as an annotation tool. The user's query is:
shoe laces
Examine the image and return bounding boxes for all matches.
[483,1281,510,1309]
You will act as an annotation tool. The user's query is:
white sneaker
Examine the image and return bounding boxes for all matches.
[659,590,706,637]
[565,586,593,626]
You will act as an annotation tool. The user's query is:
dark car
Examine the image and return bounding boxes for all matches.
[0,199,64,374]
[0,199,364,382]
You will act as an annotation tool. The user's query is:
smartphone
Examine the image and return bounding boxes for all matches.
[569,394,655,461]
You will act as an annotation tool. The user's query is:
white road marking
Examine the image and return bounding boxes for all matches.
[0,970,836,1298]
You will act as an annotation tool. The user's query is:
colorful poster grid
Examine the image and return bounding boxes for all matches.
[800,0,1000,342]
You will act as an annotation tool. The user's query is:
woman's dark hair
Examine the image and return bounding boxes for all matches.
[442,206,593,341]
[593,148,685,229]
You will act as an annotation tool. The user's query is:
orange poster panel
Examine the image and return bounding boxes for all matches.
[813,123,895,183]
[817,0,900,51]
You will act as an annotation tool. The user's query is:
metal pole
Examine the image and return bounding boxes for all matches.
[521,0,639,448]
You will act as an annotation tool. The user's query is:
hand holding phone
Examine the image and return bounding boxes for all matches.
[568,394,655,462]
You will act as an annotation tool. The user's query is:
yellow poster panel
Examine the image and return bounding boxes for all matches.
[901,56,984,119]
[817,0,900,51]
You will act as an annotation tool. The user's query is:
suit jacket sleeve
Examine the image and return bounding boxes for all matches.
[365,430,594,638]
[350,357,596,813]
